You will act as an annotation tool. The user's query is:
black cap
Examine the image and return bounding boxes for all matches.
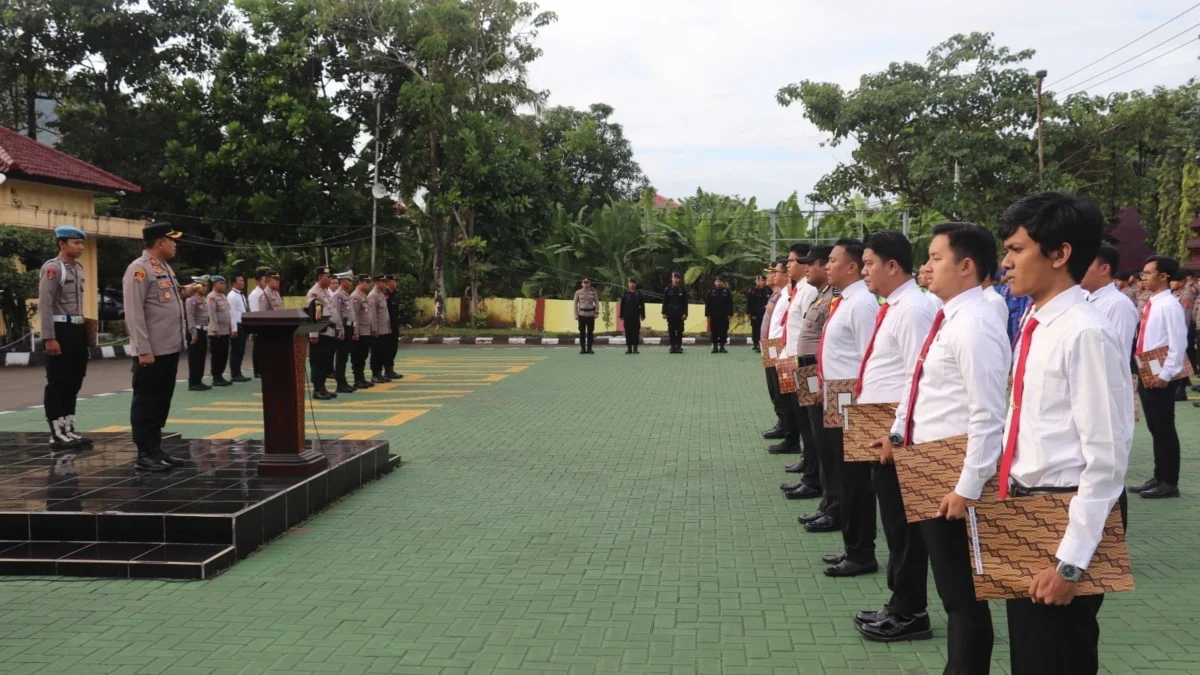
[714,275,725,282]
[1172,268,1190,282]
[315,265,334,277]
[374,274,387,282]
[627,277,638,284]
[143,221,182,243]
[384,273,396,281]
[356,273,372,283]
[799,245,833,264]
[671,271,682,278]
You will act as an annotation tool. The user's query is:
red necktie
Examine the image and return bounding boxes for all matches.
[779,282,799,345]
[1136,300,1151,354]
[902,309,945,445]
[998,317,1040,499]
[854,303,890,397]
[817,296,842,386]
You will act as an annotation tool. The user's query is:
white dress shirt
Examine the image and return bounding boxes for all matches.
[858,280,937,404]
[819,279,879,385]
[1007,286,1133,569]
[1138,288,1188,381]
[890,286,1011,499]
[983,286,1010,328]
[766,284,790,340]
[228,288,248,330]
[780,279,817,358]
[1087,282,1138,358]
[924,290,944,309]
[248,286,265,314]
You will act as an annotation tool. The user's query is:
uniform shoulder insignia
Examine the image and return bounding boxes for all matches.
[133,269,145,282]
[45,265,57,279]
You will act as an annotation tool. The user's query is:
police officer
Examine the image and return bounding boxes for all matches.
[705,275,734,353]
[368,275,393,382]
[747,274,772,352]
[619,277,646,354]
[39,226,92,449]
[185,275,211,391]
[266,271,284,310]
[332,270,357,393]
[305,266,342,400]
[662,271,689,353]
[123,222,188,472]
[206,275,233,386]
[350,274,375,388]
[384,274,403,379]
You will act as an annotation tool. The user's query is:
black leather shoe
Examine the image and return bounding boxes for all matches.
[797,510,825,525]
[156,451,186,467]
[633,348,639,354]
[212,377,232,387]
[135,455,172,472]
[804,515,839,532]
[783,459,805,473]
[355,379,373,389]
[231,374,252,383]
[719,346,727,353]
[1129,478,1160,493]
[625,349,633,354]
[780,480,806,491]
[785,484,822,500]
[711,347,719,354]
[854,606,890,626]
[314,390,335,401]
[767,442,801,455]
[825,558,878,577]
[762,427,787,440]
[371,375,388,384]
[857,612,933,643]
[1141,482,1180,499]
[385,370,401,379]
[254,372,262,378]
[336,384,356,394]
[822,552,846,565]
[187,383,211,391]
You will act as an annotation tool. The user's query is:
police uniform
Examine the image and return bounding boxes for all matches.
[305,266,342,399]
[123,222,188,471]
[206,276,233,386]
[350,274,375,388]
[704,279,734,353]
[39,226,92,449]
[619,282,646,354]
[331,271,357,393]
[384,274,402,379]
[185,276,211,389]
[368,277,392,381]
[797,284,836,516]
[662,278,689,353]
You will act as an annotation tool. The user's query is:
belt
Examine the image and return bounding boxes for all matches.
[194,325,208,330]
[343,320,356,326]
[1009,484,1078,498]
[52,315,85,324]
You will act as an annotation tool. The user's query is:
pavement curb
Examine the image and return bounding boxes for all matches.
[3,345,134,368]
[401,335,754,347]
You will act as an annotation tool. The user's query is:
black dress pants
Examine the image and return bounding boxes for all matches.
[353,336,373,380]
[310,335,335,392]
[187,329,208,385]
[624,318,640,349]
[765,366,787,427]
[750,313,764,349]
[1138,380,1181,484]
[667,315,684,349]
[334,325,354,385]
[577,317,595,350]
[841,460,877,564]
[209,334,229,379]
[711,316,729,346]
[130,352,180,456]
[230,330,248,377]
[920,517,994,675]
[803,400,824,492]
[370,333,390,376]
[43,322,88,420]
[251,336,260,377]
[873,463,928,616]
[385,328,400,370]
[816,426,845,524]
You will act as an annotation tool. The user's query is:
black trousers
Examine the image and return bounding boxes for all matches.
[873,463,928,616]
[710,316,729,346]
[187,329,208,385]
[130,352,180,456]
[803,402,824,491]
[1138,380,1181,484]
[370,333,390,376]
[816,426,845,523]
[310,334,335,391]
[578,317,595,350]
[765,366,786,427]
[43,322,88,421]
[841,460,877,564]
[624,318,640,349]
[920,517,993,675]
[230,330,248,377]
[666,315,684,349]
[353,335,373,380]
[385,328,399,369]
[1004,492,1126,675]
[334,324,354,385]
[209,334,229,379]
[750,313,764,348]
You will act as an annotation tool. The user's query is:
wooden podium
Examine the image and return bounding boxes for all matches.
[241,309,330,477]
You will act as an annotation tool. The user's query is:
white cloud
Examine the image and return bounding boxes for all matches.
[527,0,1200,204]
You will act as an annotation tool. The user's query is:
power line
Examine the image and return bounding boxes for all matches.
[111,205,396,230]
[1057,20,1200,94]
[1061,38,1199,95]
[1048,2,1200,87]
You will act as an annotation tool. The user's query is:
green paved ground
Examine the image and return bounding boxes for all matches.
[0,347,1198,675]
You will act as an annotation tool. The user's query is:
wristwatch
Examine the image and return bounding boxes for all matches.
[1055,559,1083,583]
[888,433,903,448]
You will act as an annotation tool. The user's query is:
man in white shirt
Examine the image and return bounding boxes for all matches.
[1081,244,1138,357]
[997,191,1133,674]
[882,222,1010,673]
[246,268,270,378]
[761,261,791,440]
[769,244,818,456]
[227,273,252,383]
[851,231,937,642]
[809,238,879,542]
[1129,254,1190,499]
[982,273,1011,329]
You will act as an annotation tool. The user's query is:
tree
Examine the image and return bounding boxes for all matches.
[0,225,57,337]
[536,103,651,216]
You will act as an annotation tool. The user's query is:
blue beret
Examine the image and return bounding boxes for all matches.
[210,275,226,283]
[54,226,86,240]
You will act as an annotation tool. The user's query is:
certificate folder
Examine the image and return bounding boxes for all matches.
[843,403,898,462]
[892,434,997,523]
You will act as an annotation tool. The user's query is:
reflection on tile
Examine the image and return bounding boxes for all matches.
[62,543,161,561]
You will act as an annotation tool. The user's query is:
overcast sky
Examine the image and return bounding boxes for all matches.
[526,0,1200,205]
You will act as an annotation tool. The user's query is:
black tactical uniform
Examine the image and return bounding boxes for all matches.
[619,285,646,354]
[661,281,689,353]
[705,283,734,353]
[747,284,772,351]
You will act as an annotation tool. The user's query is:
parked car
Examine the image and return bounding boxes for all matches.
[100,289,124,321]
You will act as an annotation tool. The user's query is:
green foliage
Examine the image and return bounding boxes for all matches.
[391,273,420,325]
[0,225,57,336]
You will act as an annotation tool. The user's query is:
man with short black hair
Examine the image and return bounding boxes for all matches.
[761,262,790,439]
[772,245,818,457]
[350,274,374,388]
[997,191,1133,675]
[619,277,646,354]
[185,276,211,391]
[747,274,772,352]
[790,246,834,511]
[306,266,342,400]
[368,275,392,380]
[332,271,357,393]
[1082,244,1138,356]
[662,272,689,353]
[40,226,92,449]
[705,276,734,353]
[227,273,252,382]
[206,275,232,387]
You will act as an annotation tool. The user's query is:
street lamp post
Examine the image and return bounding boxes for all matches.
[1036,69,1047,188]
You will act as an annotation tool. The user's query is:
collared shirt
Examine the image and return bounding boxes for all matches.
[38,256,84,340]
[122,251,187,357]
[228,288,249,329]
[799,285,835,356]
[248,286,265,313]
[997,283,1032,342]
[857,280,937,404]
[923,289,944,310]
[351,289,372,336]
[782,278,818,358]
[1139,288,1188,380]
[1007,286,1133,569]
[983,286,1010,329]
[206,291,232,336]
[306,283,342,338]
[368,288,391,335]
[890,286,1011,499]
[1087,282,1138,358]
[185,293,210,339]
[760,289,782,340]
[766,285,789,340]
[817,279,878,386]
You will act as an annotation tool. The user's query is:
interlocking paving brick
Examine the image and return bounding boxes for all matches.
[0,347,1196,673]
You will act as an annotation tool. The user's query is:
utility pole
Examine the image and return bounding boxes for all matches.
[769,209,777,261]
[902,208,910,238]
[1036,69,1047,188]
[370,91,382,275]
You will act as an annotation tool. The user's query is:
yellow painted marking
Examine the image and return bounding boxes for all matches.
[95,425,130,432]
[189,406,441,413]
[204,428,259,440]
[380,410,429,426]
[166,418,396,428]
[251,390,473,398]
[339,430,382,440]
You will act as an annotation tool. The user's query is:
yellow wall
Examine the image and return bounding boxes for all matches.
[406,297,752,334]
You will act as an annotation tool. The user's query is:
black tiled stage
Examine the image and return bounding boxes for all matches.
[0,432,397,579]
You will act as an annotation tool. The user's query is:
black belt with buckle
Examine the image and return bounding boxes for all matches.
[1009,485,1079,498]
